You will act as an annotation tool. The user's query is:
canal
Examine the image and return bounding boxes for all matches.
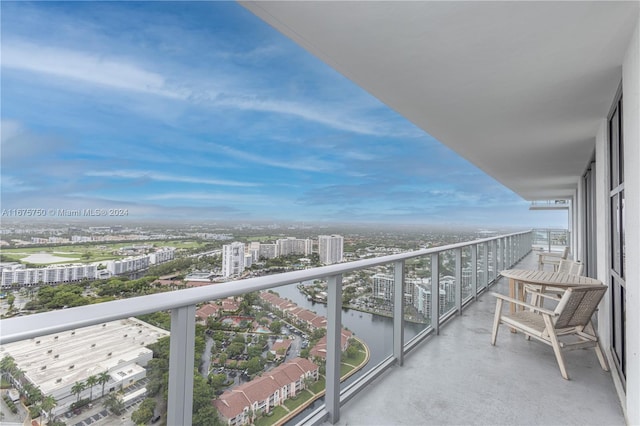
[271,282,426,423]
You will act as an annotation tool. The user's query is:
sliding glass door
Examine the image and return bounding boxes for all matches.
[609,92,626,384]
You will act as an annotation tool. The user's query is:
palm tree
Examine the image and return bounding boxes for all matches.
[0,355,17,381]
[85,375,98,401]
[98,371,110,398]
[41,395,56,421]
[71,381,86,403]
[25,385,43,406]
[104,392,125,415]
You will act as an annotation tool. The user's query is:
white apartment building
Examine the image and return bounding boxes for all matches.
[258,243,277,260]
[413,284,446,320]
[106,247,175,276]
[222,242,246,277]
[1,264,98,288]
[248,242,261,262]
[372,273,394,301]
[106,255,150,275]
[318,235,344,265]
[276,237,312,257]
[149,247,176,264]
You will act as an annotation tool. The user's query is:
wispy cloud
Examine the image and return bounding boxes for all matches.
[208,143,334,172]
[213,95,393,136]
[2,41,185,99]
[86,170,260,187]
[2,40,413,138]
[145,191,290,206]
[0,175,37,193]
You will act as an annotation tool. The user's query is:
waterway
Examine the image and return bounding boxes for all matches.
[270,282,426,423]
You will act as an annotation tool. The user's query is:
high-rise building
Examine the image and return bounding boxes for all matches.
[413,283,446,319]
[276,238,312,257]
[249,242,261,262]
[372,273,394,300]
[222,242,246,277]
[258,244,278,260]
[318,235,343,265]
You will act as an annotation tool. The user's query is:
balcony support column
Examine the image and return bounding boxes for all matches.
[483,242,489,288]
[454,248,462,314]
[431,253,440,335]
[167,304,196,426]
[492,239,498,283]
[393,260,405,365]
[471,244,478,301]
[326,274,343,424]
[499,238,504,271]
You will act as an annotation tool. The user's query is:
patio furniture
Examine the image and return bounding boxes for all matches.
[525,259,584,305]
[500,269,600,314]
[491,285,609,379]
[537,246,570,271]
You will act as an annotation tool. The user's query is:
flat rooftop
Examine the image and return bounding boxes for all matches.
[0,317,169,395]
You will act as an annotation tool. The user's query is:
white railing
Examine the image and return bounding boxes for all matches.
[0,230,532,425]
[532,228,570,253]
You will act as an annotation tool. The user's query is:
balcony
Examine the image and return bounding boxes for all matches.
[0,231,624,425]
[321,252,624,426]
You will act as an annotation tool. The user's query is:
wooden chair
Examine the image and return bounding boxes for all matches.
[537,246,569,271]
[525,259,584,306]
[491,285,608,379]
[557,259,584,275]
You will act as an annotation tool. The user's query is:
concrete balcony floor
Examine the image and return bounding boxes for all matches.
[327,253,625,425]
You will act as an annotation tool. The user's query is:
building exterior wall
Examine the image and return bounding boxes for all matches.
[372,273,393,300]
[222,242,246,277]
[622,15,639,424]
[318,235,344,264]
[258,244,277,259]
[276,238,311,257]
[1,264,98,288]
[593,16,639,424]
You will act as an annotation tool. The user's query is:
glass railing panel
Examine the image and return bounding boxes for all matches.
[438,250,457,319]
[0,230,534,426]
[249,285,327,425]
[532,228,569,253]
[461,247,473,303]
[477,243,488,291]
[403,254,433,342]
[487,241,496,283]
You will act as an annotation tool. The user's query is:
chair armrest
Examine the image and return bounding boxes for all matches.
[491,292,557,316]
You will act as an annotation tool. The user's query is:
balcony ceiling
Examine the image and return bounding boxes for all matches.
[241,1,638,200]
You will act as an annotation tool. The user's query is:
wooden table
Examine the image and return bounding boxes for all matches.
[500,269,602,313]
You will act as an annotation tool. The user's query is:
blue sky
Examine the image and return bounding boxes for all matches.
[1,1,566,228]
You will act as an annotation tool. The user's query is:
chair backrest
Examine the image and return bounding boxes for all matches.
[558,259,584,275]
[553,285,607,329]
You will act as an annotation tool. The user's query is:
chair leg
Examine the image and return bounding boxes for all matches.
[491,298,503,345]
[585,321,609,371]
[543,314,569,380]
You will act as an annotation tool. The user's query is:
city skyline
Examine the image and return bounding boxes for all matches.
[1,2,566,228]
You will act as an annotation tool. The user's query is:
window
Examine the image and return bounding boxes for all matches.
[608,90,626,384]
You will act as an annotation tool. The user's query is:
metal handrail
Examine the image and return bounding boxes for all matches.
[0,230,530,345]
[0,229,533,425]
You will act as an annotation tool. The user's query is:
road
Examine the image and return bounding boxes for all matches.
[200,336,214,377]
